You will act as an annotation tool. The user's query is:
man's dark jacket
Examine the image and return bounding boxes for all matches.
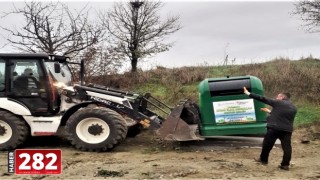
[249,93,297,132]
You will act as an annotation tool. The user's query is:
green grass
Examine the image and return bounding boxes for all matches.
[134,83,167,97]
[294,102,320,127]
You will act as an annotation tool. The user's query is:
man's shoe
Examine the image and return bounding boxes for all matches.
[254,158,268,165]
[278,165,289,170]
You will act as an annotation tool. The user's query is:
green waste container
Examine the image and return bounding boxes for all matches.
[198,76,267,136]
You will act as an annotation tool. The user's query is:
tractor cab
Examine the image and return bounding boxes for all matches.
[0,54,72,116]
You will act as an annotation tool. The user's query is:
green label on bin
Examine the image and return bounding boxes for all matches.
[213,99,256,124]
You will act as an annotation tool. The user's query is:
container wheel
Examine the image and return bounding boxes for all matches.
[0,110,29,150]
[65,107,127,152]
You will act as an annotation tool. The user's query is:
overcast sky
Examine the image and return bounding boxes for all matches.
[0,0,319,70]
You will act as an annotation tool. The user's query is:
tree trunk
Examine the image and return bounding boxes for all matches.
[131,57,138,73]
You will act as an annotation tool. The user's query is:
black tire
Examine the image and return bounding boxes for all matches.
[65,107,127,152]
[0,110,29,150]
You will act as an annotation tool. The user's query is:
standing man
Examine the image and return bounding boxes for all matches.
[243,87,297,170]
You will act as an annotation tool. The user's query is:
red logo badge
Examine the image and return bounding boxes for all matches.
[13,149,62,174]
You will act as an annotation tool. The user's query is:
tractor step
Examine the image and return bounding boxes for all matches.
[23,116,62,136]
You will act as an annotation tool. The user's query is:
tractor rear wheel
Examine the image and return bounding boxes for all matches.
[0,110,29,150]
[65,107,127,152]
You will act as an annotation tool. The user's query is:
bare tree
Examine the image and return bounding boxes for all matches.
[102,0,181,73]
[1,1,105,57]
[81,46,125,82]
[293,0,320,33]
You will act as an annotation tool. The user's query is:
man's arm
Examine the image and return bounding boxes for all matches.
[243,87,277,106]
[260,107,271,113]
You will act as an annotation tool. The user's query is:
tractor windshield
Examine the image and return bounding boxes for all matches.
[45,61,73,86]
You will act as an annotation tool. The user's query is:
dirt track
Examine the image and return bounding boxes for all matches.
[1,126,320,180]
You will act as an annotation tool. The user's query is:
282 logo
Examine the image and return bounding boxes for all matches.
[8,149,62,174]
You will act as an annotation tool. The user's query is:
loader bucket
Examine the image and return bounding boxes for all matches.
[157,100,203,141]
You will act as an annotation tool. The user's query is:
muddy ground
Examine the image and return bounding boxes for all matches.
[1,124,320,180]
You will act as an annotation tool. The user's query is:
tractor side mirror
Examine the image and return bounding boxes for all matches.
[54,63,61,73]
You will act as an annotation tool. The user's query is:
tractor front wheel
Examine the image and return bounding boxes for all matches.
[65,107,127,152]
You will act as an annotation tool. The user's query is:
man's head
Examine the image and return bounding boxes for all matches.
[276,93,291,100]
[23,68,33,76]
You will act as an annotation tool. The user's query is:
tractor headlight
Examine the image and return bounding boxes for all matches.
[53,82,66,88]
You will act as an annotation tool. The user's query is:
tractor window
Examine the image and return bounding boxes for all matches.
[10,60,46,96]
[45,62,72,86]
[0,60,5,92]
[8,59,50,114]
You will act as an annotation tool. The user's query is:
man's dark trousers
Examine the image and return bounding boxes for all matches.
[260,128,292,166]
